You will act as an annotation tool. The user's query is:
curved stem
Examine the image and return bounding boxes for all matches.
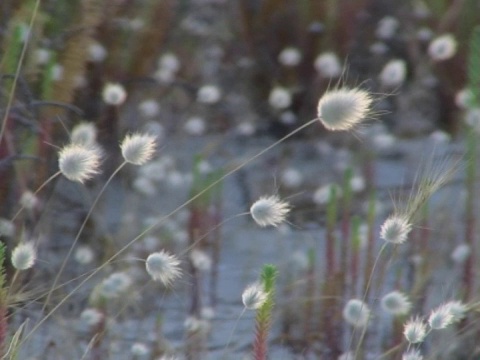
[22,119,317,342]
[42,162,127,311]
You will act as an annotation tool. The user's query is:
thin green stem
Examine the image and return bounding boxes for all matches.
[0,0,42,144]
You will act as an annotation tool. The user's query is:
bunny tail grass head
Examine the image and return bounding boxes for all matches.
[58,143,102,183]
[403,317,427,344]
[317,87,373,131]
[242,282,268,310]
[11,242,36,270]
[120,133,157,165]
[145,250,182,286]
[250,195,290,227]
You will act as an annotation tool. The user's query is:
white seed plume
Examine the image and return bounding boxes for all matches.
[428,34,457,61]
[100,272,132,298]
[402,349,423,360]
[102,82,127,105]
[184,116,206,136]
[120,133,157,165]
[197,84,221,104]
[242,282,268,310]
[379,59,407,88]
[130,342,150,356]
[58,144,101,183]
[80,308,104,328]
[88,41,107,62]
[268,87,292,109]
[428,303,455,330]
[71,122,97,147]
[403,317,427,344]
[138,99,160,118]
[189,249,211,272]
[343,299,370,328]
[0,219,15,238]
[278,47,302,67]
[11,242,36,270]
[381,291,412,316]
[317,88,373,131]
[250,195,290,227]
[451,243,471,264]
[20,190,39,210]
[380,215,412,245]
[145,250,182,286]
[376,16,399,40]
[444,300,467,323]
[314,52,342,78]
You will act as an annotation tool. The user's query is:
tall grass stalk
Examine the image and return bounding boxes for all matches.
[0,0,41,144]
[20,118,320,343]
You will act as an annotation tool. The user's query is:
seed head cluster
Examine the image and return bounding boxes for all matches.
[58,144,101,183]
[250,195,290,227]
[403,317,427,344]
[120,133,157,165]
[145,250,182,286]
[242,282,268,310]
[343,299,370,328]
[381,290,412,316]
[380,215,412,245]
[11,242,36,270]
[317,88,373,131]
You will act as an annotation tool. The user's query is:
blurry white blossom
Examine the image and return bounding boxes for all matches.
[314,52,341,78]
[278,47,302,67]
[379,59,407,88]
[268,87,292,109]
[428,34,457,61]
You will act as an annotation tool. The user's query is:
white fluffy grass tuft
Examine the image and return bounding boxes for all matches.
[317,87,373,131]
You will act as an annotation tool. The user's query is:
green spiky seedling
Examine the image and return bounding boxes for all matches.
[252,264,278,360]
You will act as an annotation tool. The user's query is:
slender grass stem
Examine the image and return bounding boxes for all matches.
[0,0,41,144]
[21,119,318,343]
[42,162,127,311]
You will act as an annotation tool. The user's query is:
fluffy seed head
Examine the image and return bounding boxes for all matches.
[402,349,423,360]
[343,299,370,328]
[71,122,97,147]
[428,34,457,61]
[189,249,211,272]
[444,300,467,323]
[11,242,36,270]
[120,133,157,165]
[80,308,104,328]
[145,250,182,286]
[242,282,268,310]
[197,84,221,104]
[131,343,150,356]
[451,243,471,264]
[379,59,407,88]
[314,52,342,78]
[278,47,302,67]
[403,317,427,344]
[428,303,455,330]
[380,215,412,245]
[102,82,127,105]
[317,88,373,131]
[20,190,39,210]
[269,87,292,109]
[58,144,101,183]
[100,272,132,298]
[250,195,290,227]
[381,291,412,316]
